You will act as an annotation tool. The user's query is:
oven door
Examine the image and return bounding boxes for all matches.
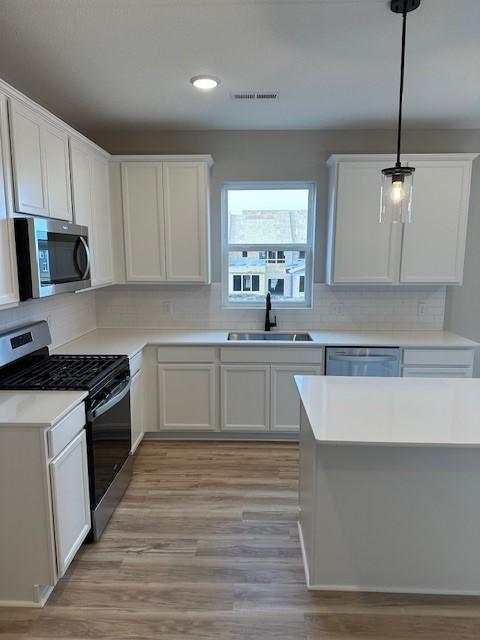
[19,217,91,298]
[87,376,132,508]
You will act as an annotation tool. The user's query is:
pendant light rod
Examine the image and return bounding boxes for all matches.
[395,5,407,168]
[390,0,421,168]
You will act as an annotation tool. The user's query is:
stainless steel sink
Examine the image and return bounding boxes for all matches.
[228,332,312,342]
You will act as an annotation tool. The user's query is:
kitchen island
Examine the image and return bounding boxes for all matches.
[296,375,480,595]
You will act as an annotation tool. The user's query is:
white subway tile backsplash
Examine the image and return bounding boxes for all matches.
[0,284,445,350]
[95,284,446,332]
[0,291,96,348]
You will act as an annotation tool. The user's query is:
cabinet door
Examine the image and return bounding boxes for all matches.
[330,161,400,284]
[158,364,216,431]
[402,367,473,379]
[271,366,322,432]
[70,139,93,229]
[221,365,270,432]
[163,162,210,282]
[49,430,91,577]
[130,369,144,452]
[43,122,72,221]
[91,153,114,287]
[400,161,472,284]
[8,99,48,215]
[122,162,166,281]
[0,94,19,308]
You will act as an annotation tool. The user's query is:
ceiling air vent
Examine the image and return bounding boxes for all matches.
[231,92,279,101]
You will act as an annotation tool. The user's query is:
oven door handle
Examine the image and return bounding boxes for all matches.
[88,378,131,420]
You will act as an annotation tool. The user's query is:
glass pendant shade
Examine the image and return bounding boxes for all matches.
[380,167,414,224]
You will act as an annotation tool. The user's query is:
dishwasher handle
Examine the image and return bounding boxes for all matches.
[328,354,398,363]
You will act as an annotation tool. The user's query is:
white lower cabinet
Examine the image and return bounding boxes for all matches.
[271,366,322,432]
[130,368,144,452]
[0,402,90,607]
[155,347,324,435]
[158,364,217,431]
[401,348,475,378]
[49,430,91,577]
[221,365,270,432]
[402,367,473,379]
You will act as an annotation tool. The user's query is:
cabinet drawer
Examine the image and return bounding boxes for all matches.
[403,349,474,367]
[129,351,144,377]
[157,346,217,363]
[402,366,473,379]
[47,403,86,459]
[220,347,323,365]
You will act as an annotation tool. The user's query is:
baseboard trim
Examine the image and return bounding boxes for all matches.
[144,431,299,442]
[297,522,480,596]
[0,585,54,608]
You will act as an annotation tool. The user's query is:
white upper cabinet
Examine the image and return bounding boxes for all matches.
[43,122,72,221]
[70,138,114,288]
[163,162,209,282]
[91,153,114,286]
[9,98,72,221]
[326,154,477,286]
[0,91,19,308]
[327,159,400,284]
[399,159,473,284]
[121,162,166,281]
[121,158,211,284]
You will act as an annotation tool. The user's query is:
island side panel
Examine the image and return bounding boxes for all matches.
[309,444,480,594]
[298,403,317,585]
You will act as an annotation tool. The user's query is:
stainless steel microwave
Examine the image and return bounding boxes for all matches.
[14,217,91,300]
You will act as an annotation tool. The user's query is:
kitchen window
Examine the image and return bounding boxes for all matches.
[222,182,316,307]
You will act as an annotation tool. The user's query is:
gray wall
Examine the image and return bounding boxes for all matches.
[91,128,480,287]
[444,155,480,374]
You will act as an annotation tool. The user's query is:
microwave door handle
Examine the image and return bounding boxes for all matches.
[73,238,83,277]
[78,237,91,279]
[88,378,131,421]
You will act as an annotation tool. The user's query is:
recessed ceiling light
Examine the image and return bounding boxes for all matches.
[190,75,220,90]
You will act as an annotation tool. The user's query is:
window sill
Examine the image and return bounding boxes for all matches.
[222,303,313,311]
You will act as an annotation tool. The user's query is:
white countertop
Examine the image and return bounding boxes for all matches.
[0,390,87,428]
[54,328,478,359]
[296,375,480,447]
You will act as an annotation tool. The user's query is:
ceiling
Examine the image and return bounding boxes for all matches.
[0,0,479,133]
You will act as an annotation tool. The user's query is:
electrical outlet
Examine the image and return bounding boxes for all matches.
[161,301,173,315]
[417,302,426,317]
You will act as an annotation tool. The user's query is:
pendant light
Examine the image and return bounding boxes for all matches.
[380,0,421,225]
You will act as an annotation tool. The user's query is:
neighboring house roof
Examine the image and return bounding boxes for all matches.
[229,209,308,244]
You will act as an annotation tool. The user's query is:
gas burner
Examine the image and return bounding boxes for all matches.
[0,354,127,391]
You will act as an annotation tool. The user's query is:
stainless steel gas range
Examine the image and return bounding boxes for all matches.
[0,321,132,540]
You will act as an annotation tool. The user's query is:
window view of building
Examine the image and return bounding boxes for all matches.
[223,184,315,305]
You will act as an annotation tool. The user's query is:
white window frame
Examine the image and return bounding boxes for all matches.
[222,181,316,309]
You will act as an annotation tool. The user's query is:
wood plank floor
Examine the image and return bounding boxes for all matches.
[2,441,480,639]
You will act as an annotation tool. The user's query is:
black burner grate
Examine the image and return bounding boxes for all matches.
[0,354,126,391]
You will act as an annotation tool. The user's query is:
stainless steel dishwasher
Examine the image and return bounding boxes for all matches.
[326,347,401,377]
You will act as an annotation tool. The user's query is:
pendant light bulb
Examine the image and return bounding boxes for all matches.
[390,178,405,204]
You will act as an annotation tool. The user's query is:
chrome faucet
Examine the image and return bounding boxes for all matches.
[264,293,277,332]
